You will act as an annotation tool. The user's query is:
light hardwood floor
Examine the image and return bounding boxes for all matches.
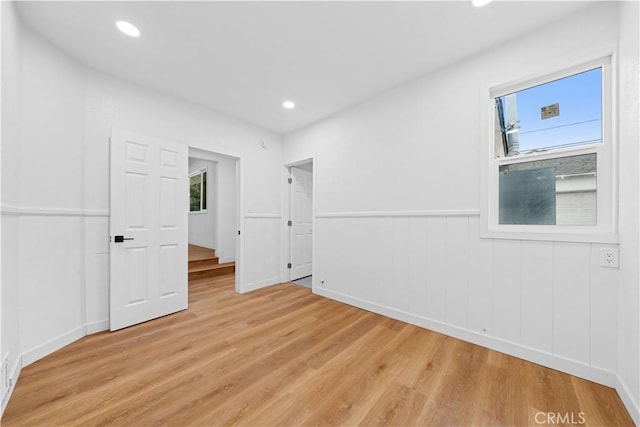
[2,274,633,426]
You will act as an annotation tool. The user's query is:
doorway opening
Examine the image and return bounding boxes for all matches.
[288,159,314,288]
[188,147,240,292]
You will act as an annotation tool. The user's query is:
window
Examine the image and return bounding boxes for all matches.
[483,57,616,242]
[189,169,207,213]
[499,154,596,226]
[495,68,602,157]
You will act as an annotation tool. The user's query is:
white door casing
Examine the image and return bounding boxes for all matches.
[290,166,313,280]
[110,128,188,331]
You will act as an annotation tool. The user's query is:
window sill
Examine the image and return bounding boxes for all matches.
[480,227,618,244]
[189,210,208,215]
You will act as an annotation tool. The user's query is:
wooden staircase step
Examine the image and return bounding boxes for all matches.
[188,244,216,261]
[189,257,219,269]
[188,262,235,280]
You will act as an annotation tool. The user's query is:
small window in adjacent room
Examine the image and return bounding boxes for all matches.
[189,169,207,213]
[484,56,615,241]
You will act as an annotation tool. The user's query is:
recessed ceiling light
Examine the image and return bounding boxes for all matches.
[116,20,140,37]
[472,0,493,7]
[283,101,296,110]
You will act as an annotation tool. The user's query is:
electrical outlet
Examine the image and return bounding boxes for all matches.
[600,248,619,268]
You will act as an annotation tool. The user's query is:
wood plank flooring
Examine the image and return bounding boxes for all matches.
[2,274,633,426]
[189,244,218,262]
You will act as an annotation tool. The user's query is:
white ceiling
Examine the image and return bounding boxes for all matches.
[16,1,597,134]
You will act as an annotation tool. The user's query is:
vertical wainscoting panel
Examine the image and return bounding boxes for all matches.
[243,218,257,287]
[407,217,429,317]
[85,216,110,331]
[446,217,469,329]
[242,216,281,292]
[314,219,335,291]
[589,244,617,371]
[553,242,591,364]
[492,240,522,344]
[19,216,55,353]
[1,214,20,361]
[391,217,410,312]
[59,215,85,327]
[467,216,493,335]
[317,217,376,296]
[19,215,85,363]
[316,217,344,293]
[372,218,394,307]
[346,217,377,298]
[520,241,554,353]
[426,217,447,322]
[469,216,493,335]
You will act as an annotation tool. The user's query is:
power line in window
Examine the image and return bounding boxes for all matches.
[519,118,601,135]
[521,138,602,154]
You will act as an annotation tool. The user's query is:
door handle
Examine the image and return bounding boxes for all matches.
[114,235,134,243]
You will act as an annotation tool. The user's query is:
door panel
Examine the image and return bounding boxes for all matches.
[160,177,179,228]
[159,244,179,297]
[110,128,188,331]
[290,166,313,280]
[125,172,147,227]
[126,247,148,304]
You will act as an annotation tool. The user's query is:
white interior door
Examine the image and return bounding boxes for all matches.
[290,166,313,280]
[110,128,188,331]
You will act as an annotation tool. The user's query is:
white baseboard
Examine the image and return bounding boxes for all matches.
[616,375,640,425]
[314,287,616,388]
[1,322,102,418]
[21,326,85,367]
[1,356,22,418]
[86,320,109,335]
[239,276,280,293]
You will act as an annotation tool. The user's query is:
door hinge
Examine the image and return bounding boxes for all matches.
[287,220,292,226]
[287,263,292,269]
[288,178,292,184]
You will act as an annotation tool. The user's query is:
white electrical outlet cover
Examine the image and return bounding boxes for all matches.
[599,248,619,268]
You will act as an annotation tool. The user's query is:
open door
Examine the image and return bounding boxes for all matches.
[109,128,188,331]
[290,165,313,280]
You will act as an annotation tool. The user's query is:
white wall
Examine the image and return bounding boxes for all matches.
[0,0,6,412]
[17,16,87,366]
[1,2,94,380]
[616,1,640,422]
[3,2,90,413]
[0,8,285,417]
[216,155,238,263]
[284,2,638,420]
[188,158,217,249]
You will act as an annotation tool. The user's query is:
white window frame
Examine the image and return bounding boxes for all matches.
[480,55,618,243]
[189,169,207,214]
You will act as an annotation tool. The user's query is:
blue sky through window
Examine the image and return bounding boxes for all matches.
[500,68,602,153]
